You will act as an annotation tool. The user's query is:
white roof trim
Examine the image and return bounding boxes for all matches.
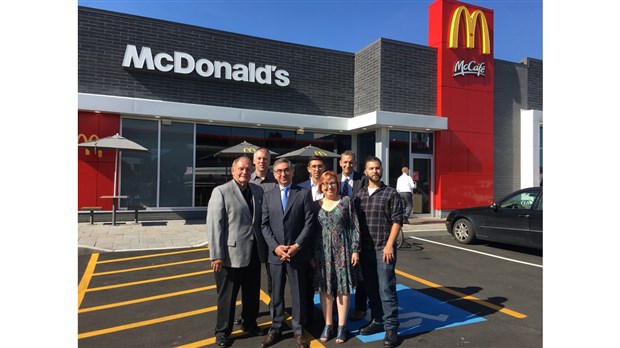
[78,93,448,132]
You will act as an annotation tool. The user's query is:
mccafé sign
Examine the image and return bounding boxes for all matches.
[122,44,291,87]
[449,5,490,78]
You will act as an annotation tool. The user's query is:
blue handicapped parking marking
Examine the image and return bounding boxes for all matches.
[314,283,486,343]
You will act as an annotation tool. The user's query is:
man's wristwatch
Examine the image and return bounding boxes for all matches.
[294,243,302,251]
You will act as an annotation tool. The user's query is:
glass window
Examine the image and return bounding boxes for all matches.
[195,125,232,207]
[411,132,433,154]
[194,125,350,205]
[534,194,542,211]
[499,191,539,210]
[389,131,409,188]
[160,121,194,207]
[121,118,159,208]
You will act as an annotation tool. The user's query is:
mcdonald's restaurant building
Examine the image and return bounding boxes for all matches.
[78,0,542,222]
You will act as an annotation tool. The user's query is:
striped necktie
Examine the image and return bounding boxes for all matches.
[342,178,349,197]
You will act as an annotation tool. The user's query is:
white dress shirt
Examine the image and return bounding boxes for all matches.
[396,173,415,193]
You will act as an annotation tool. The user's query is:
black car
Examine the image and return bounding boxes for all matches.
[445,187,542,250]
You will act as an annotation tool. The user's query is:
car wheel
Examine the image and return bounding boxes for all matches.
[452,218,476,244]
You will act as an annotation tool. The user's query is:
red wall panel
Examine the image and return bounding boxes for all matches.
[77,111,120,210]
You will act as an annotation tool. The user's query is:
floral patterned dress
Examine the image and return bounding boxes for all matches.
[313,196,361,295]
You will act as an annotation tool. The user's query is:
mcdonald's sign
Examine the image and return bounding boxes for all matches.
[77,133,102,157]
[449,5,491,55]
[243,147,257,153]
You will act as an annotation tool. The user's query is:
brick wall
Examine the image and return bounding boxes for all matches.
[79,7,354,118]
[494,58,543,200]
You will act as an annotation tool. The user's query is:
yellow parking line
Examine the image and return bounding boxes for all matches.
[78,301,239,339]
[78,252,99,309]
[93,258,211,276]
[395,269,527,319]
[86,270,213,292]
[79,285,217,313]
[175,290,325,347]
[174,321,272,348]
[97,247,209,264]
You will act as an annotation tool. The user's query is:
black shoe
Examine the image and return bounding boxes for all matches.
[383,329,398,347]
[242,324,267,336]
[215,333,229,347]
[234,317,243,325]
[359,320,384,335]
[335,325,348,344]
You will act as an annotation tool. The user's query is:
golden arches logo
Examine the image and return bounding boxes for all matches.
[78,133,102,157]
[449,5,491,55]
[243,147,257,153]
[314,151,327,156]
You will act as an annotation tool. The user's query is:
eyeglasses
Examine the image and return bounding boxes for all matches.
[274,168,291,174]
[322,182,338,187]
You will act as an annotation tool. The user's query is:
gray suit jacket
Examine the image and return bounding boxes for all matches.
[261,184,315,266]
[206,180,266,267]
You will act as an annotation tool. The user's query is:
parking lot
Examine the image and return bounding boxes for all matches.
[78,231,542,347]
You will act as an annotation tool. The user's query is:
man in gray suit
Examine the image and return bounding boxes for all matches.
[260,158,315,348]
[207,156,267,347]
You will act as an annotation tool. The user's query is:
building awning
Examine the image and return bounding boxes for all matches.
[79,93,448,133]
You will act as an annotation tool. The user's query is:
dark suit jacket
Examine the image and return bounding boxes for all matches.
[261,184,315,266]
[206,180,267,266]
[338,171,367,196]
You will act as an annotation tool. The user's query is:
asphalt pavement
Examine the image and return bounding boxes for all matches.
[78,216,446,254]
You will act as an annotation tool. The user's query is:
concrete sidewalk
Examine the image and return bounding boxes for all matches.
[78,217,446,254]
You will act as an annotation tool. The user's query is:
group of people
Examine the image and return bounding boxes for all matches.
[206,147,404,348]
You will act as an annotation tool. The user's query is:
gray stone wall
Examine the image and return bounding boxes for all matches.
[378,39,437,115]
[79,7,354,118]
[493,58,543,200]
[354,40,382,116]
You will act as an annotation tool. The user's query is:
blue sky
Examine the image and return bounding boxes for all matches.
[76,0,542,63]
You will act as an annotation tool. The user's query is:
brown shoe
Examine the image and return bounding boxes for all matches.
[294,334,309,348]
[260,332,280,348]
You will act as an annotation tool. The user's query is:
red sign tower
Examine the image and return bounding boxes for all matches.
[429,0,495,210]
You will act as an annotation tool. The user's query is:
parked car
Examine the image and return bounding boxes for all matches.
[445,187,542,250]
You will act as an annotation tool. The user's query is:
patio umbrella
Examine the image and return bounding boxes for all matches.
[276,145,340,159]
[214,141,278,158]
[78,133,149,196]
[212,141,278,180]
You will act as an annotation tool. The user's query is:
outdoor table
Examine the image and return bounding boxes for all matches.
[100,195,128,225]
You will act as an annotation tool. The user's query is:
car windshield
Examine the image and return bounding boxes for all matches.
[499,191,538,210]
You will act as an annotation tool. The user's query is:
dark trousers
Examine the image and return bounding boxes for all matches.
[303,263,316,325]
[399,192,413,220]
[269,261,308,335]
[361,248,399,330]
[355,279,368,311]
[214,248,261,336]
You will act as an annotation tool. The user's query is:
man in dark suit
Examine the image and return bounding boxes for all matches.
[297,155,324,201]
[260,158,315,348]
[206,156,267,347]
[296,155,324,325]
[337,150,367,199]
[337,150,369,321]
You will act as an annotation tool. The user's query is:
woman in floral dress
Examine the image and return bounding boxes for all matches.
[312,171,360,344]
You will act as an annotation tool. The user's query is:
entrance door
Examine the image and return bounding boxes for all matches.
[410,155,432,215]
